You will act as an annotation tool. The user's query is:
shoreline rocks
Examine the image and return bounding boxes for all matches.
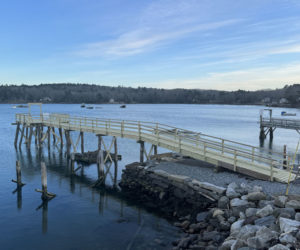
[119,162,300,249]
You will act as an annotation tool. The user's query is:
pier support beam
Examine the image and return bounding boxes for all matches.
[19,124,25,148]
[114,136,118,162]
[139,141,145,163]
[35,162,56,200]
[14,123,20,148]
[12,161,25,187]
[80,131,84,154]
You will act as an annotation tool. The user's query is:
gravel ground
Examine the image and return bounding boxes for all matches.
[149,158,300,196]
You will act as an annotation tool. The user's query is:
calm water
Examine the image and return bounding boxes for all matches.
[1,104,300,250]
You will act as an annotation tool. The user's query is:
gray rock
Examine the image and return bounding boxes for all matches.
[296,230,300,240]
[230,198,249,207]
[268,244,290,250]
[219,221,231,231]
[230,219,245,234]
[279,233,297,245]
[285,199,300,209]
[258,200,274,208]
[220,240,235,250]
[228,216,237,224]
[245,208,257,218]
[226,182,240,198]
[192,180,226,194]
[246,192,266,201]
[237,225,260,243]
[230,239,245,249]
[218,196,229,209]
[274,196,288,208]
[247,226,278,249]
[202,230,219,241]
[254,215,276,227]
[239,212,246,219]
[295,212,300,221]
[256,205,273,218]
[196,211,209,222]
[279,217,300,233]
[279,207,296,219]
[212,209,224,218]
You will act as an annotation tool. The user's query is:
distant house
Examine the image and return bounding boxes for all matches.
[279,98,289,104]
[40,97,52,102]
[261,97,271,104]
[109,98,115,104]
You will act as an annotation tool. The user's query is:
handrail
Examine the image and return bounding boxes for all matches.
[15,113,291,173]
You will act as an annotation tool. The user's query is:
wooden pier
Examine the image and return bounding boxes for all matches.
[13,107,297,183]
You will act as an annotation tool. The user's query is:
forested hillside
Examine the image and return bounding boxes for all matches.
[0,83,299,106]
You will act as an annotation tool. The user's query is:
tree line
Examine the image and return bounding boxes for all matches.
[0,83,299,106]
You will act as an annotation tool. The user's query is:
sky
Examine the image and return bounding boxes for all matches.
[1,0,300,90]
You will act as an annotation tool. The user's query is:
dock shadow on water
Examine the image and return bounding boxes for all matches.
[4,145,180,250]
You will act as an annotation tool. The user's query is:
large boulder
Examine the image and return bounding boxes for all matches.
[285,199,300,209]
[237,224,261,243]
[256,205,273,218]
[246,192,266,201]
[279,217,300,233]
[274,196,288,208]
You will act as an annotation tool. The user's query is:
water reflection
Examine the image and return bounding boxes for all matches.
[12,187,23,210]
[36,201,48,234]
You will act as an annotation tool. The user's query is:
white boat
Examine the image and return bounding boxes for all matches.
[281,111,296,116]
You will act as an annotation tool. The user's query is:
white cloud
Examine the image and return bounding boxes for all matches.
[148,63,300,90]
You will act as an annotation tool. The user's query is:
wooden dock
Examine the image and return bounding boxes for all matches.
[14,111,297,183]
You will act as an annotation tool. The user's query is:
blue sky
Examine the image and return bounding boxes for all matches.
[1,0,300,90]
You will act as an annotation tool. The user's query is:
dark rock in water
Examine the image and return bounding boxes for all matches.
[74,150,122,164]
[196,211,209,222]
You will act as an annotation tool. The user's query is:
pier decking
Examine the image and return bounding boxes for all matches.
[14,112,297,183]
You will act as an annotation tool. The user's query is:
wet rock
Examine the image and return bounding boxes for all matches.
[202,231,219,242]
[279,217,300,233]
[226,182,240,198]
[237,224,260,243]
[230,239,245,249]
[218,196,229,209]
[295,212,300,221]
[245,208,257,218]
[246,192,266,201]
[196,211,209,222]
[181,220,190,229]
[296,230,300,240]
[254,215,276,227]
[256,204,273,218]
[274,196,288,208]
[219,221,231,231]
[279,207,296,219]
[269,244,290,250]
[279,233,297,245]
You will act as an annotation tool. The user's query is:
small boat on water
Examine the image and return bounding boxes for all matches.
[281,111,296,116]
[81,103,86,108]
[120,104,126,108]
[16,104,28,108]
[86,106,94,109]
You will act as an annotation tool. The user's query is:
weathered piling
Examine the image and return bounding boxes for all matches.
[35,162,56,200]
[19,124,25,148]
[80,131,84,153]
[14,123,20,148]
[114,136,118,162]
[139,141,145,163]
[12,161,25,187]
[93,150,105,187]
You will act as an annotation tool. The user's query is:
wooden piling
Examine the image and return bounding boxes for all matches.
[59,128,63,145]
[283,145,287,169]
[154,145,158,155]
[114,136,118,162]
[80,131,84,154]
[27,125,33,148]
[12,160,25,187]
[19,124,25,148]
[98,135,102,151]
[47,127,51,148]
[35,162,56,200]
[14,123,20,148]
[139,141,144,163]
[52,127,56,143]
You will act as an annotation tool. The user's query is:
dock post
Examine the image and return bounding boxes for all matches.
[259,126,265,140]
[47,127,51,148]
[25,126,28,144]
[35,162,56,200]
[97,135,102,151]
[154,145,158,155]
[283,145,287,169]
[19,124,25,148]
[12,161,25,187]
[71,153,75,174]
[114,136,118,162]
[95,150,105,186]
[269,127,273,140]
[139,141,145,163]
[14,123,20,148]
[27,125,33,149]
[80,131,84,154]
[59,128,63,146]
[52,127,56,144]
